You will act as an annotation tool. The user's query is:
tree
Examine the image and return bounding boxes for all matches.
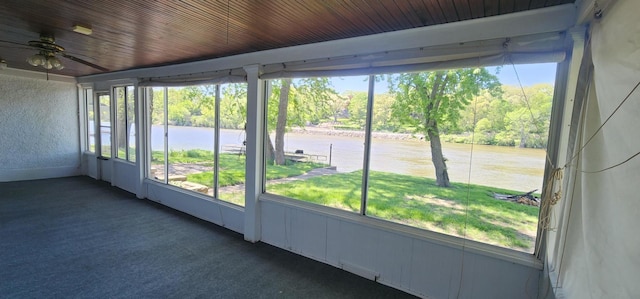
[220,83,248,129]
[267,78,337,165]
[388,68,501,187]
[502,84,553,148]
[274,78,292,165]
[115,86,135,159]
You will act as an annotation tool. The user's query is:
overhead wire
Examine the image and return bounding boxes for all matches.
[505,44,564,257]
[454,55,483,299]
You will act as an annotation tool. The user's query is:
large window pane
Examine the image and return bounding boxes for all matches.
[218,83,248,206]
[147,84,249,204]
[264,76,367,213]
[114,86,136,162]
[114,86,127,160]
[98,93,111,158]
[165,86,215,196]
[127,86,136,162]
[85,88,95,152]
[366,64,556,252]
[149,87,166,181]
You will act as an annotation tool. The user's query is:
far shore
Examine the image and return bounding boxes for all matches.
[288,126,424,140]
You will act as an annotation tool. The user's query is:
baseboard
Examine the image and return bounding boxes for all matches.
[0,165,81,182]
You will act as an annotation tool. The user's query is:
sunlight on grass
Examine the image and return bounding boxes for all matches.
[185,154,326,187]
[150,149,538,251]
[268,170,539,252]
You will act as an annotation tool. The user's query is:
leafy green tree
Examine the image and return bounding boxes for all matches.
[267,78,337,165]
[371,93,401,132]
[342,91,367,129]
[114,86,136,160]
[388,69,501,187]
[502,84,553,148]
[220,83,248,129]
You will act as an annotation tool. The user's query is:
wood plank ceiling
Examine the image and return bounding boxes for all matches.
[0,0,575,77]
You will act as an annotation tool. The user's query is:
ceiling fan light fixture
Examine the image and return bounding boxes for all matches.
[49,56,64,70]
[27,53,46,66]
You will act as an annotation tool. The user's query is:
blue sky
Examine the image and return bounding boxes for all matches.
[329,63,557,93]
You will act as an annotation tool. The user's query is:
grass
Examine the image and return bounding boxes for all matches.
[187,156,325,187]
[268,170,539,251]
[150,149,539,251]
[151,149,324,186]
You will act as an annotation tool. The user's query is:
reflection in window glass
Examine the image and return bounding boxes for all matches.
[98,93,111,158]
[127,86,136,162]
[85,88,95,152]
[264,76,367,213]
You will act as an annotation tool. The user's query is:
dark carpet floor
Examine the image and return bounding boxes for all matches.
[0,176,416,298]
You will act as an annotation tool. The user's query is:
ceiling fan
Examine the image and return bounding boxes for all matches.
[0,33,109,72]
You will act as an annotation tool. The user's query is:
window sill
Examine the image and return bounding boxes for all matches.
[144,178,245,211]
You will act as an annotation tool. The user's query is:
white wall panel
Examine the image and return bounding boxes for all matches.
[83,153,98,179]
[334,221,379,280]
[100,160,111,183]
[289,210,327,261]
[325,217,342,267]
[112,160,137,194]
[260,202,287,248]
[146,182,244,234]
[260,197,540,298]
[375,231,413,290]
[409,238,462,298]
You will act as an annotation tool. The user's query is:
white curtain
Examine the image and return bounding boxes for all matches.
[261,31,568,78]
[138,68,246,87]
[548,0,640,297]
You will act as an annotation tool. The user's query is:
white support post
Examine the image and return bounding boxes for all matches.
[243,64,265,242]
[135,82,147,199]
[547,26,587,270]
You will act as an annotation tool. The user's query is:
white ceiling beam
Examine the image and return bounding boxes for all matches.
[78,4,577,83]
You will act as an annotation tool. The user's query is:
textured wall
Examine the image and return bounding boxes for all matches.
[0,74,78,171]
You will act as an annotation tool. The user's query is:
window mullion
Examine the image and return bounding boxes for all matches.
[163,86,169,184]
[125,87,130,161]
[360,75,376,215]
[214,85,221,199]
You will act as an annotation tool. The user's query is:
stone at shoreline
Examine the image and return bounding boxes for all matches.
[290,127,423,140]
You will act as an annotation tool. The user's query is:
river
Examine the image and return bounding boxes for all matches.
[148,126,546,192]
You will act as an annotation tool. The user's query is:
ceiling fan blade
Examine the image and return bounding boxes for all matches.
[0,40,34,51]
[0,39,28,47]
[0,44,33,51]
[61,53,109,72]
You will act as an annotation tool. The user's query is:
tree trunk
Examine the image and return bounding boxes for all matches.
[427,127,451,187]
[519,125,527,148]
[265,133,275,163]
[424,71,450,187]
[274,78,292,165]
[117,111,127,152]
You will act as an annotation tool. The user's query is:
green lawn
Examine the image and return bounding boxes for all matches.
[268,170,539,251]
[187,155,325,187]
[150,149,538,251]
